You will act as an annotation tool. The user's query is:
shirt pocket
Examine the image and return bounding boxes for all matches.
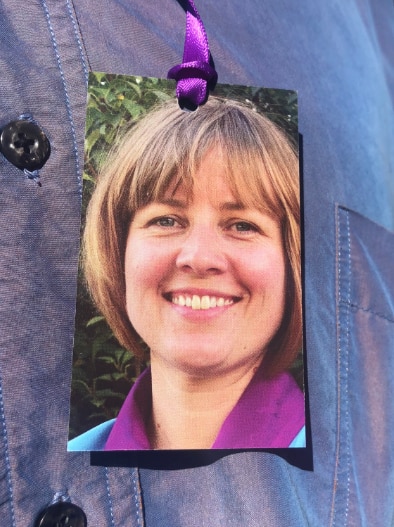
[332,205,394,527]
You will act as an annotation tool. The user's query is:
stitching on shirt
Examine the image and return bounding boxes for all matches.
[339,301,394,324]
[330,205,342,526]
[343,209,352,525]
[331,205,351,527]
[41,0,83,197]
[131,468,145,527]
[0,376,17,527]
[66,0,90,85]
[104,467,116,527]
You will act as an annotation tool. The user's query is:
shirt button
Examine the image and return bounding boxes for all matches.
[0,119,50,171]
[35,502,87,527]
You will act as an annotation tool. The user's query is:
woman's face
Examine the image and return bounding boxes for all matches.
[124,148,286,379]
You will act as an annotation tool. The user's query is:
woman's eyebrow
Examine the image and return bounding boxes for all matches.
[156,198,247,211]
[157,198,188,208]
[219,201,246,211]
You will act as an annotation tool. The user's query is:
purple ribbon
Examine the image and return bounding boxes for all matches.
[168,0,217,109]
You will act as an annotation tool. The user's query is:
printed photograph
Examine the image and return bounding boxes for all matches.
[68,73,305,451]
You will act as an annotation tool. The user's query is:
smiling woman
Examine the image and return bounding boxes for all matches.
[69,87,305,451]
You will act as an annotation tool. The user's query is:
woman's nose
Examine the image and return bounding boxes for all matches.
[175,226,228,276]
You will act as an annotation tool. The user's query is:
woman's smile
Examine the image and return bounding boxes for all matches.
[164,288,243,310]
[159,289,244,327]
[124,147,286,377]
[172,294,234,310]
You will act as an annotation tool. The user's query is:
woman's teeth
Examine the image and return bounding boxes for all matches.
[171,294,234,310]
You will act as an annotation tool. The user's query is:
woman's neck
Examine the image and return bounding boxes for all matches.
[148,358,262,449]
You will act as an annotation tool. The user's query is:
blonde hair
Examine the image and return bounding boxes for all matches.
[83,97,301,378]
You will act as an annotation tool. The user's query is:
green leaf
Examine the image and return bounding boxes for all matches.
[86,315,106,327]
[95,373,125,382]
[92,389,127,401]
[71,379,91,396]
[82,171,95,183]
[85,128,101,156]
[150,89,173,101]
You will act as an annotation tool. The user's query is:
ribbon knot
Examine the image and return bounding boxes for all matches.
[168,60,217,83]
[168,1,217,110]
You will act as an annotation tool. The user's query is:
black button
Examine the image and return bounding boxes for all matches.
[0,119,50,171]
[35,502,87,527]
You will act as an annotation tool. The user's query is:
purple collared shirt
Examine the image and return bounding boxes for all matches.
[104,366,305,450]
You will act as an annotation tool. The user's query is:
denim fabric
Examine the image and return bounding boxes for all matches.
[0,1,393,526]
[332,205,394,525]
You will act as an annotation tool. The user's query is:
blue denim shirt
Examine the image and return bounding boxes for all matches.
[0,1,393,526]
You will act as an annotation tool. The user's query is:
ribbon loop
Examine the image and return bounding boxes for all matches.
[168,60,217,83]
[168,0,217,109]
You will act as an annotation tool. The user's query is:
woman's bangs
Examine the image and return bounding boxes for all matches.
[218,144,282,220]
[123,100,289,222]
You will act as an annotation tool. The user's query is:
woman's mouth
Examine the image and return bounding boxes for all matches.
[165,292,241,311]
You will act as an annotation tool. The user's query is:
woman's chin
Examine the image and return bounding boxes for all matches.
[151,344,227,376]
[177,358,228,378]
[155,344,247,380]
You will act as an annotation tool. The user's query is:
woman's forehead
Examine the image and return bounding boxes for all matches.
[158,168,279,218]
[138,144,283,219]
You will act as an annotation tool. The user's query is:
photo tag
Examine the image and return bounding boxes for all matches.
[68,73,306,454]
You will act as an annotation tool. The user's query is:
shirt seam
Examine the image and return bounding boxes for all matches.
[131,468,145,527]
[331,204,352,527]
[41,0,83,197]
[66,0,90,84]
[0,375,16,527]
[105,467,116,527]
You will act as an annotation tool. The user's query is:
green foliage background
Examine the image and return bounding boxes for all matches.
[70,73,301,439]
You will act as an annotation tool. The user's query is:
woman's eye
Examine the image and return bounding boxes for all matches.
[149,216,182,228]
[157,217,176,227]
[230,221,258,234]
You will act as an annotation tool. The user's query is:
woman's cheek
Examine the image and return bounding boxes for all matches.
[125,238,174,295]
[246,247,286,316]
[244,245,285,283]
